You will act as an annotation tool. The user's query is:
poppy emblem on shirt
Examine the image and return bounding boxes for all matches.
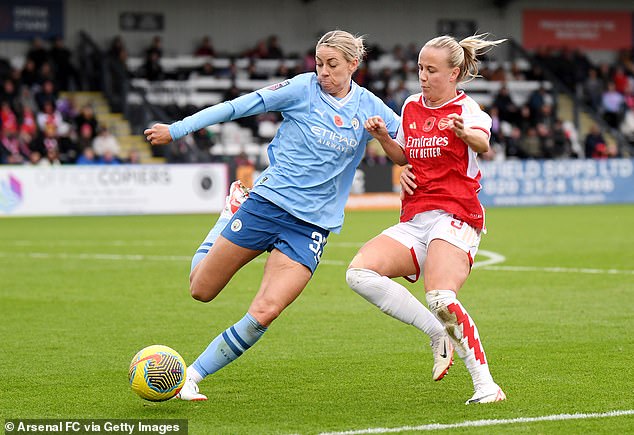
[438,117,451,130]
[423,117,435,132]
[334,115,344,127]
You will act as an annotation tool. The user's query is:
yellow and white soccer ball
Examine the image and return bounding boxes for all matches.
[128,345,186,401]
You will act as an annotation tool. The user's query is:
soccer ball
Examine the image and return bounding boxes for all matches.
[128,345,187,402]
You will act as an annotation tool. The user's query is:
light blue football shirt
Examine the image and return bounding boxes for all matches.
[170,72,399,233]
[248,73,399,232]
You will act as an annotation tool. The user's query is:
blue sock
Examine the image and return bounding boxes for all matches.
[191,313,267,378]
[190,215,231,272]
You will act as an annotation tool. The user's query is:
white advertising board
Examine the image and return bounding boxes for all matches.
[0,164,229,217]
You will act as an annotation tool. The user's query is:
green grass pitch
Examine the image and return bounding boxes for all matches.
[1,205,633,434]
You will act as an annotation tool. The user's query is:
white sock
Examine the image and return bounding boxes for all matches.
[346,268,445,338]
[426,289,495,389]
[187,366,203,384]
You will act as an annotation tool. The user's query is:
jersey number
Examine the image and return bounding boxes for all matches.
[309,231,325,262]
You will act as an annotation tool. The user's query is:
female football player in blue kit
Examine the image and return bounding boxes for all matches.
[144,30,452,400]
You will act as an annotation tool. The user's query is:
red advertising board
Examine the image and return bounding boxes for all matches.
[523,10,632,49]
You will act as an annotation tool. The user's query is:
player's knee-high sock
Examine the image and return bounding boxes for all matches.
[191,313,267,379]
[426,290,495,389]
[190,215,231,271]
[346,268,445,339]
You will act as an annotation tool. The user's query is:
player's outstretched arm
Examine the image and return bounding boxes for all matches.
[364,116,407,165]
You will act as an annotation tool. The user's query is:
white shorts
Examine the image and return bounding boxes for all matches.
[381,209,481,282]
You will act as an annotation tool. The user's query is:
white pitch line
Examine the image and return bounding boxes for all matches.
[2,250,632,276]
[0,250,503,268]
[318,409,634,435]
[481,265,634,275]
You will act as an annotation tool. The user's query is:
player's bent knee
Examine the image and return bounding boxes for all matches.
[189,281,216,303]
[346,268,393,312]
[346,268,379,293]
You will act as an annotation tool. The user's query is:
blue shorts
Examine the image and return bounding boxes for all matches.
[220,193,329,274]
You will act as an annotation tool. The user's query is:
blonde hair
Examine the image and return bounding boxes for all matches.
[316,30,366,64]
[425,33,507,83]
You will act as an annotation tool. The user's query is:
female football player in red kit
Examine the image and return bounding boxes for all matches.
[347,34,507,404]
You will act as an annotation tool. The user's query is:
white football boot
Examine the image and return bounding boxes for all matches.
[465,383,506,404]
[430,334,454,381]
[176,378,207,401]
[221,180,250,220]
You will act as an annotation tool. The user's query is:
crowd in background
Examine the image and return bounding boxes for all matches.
[1,33,634,166]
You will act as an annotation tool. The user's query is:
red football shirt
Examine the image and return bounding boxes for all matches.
[396,91,491,231]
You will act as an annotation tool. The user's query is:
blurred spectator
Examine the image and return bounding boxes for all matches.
[247,61,267,80]
[517,104,533,133]
[26,37,49,72]
[266,35,284,59]
[492,85,518,124]
[194,36,216,57]
[34,79,57,111]
[584,124,607,158]
[28,150,43,165]
[108,47,132,113]
[41,146,61,165]
[519,127,542,158]
[108,35,126,60]
[601,82,625,128]
[31,124,58,157]
[124,148,142,164]
[37,100,66,133]
[74,104,98,139]
[92,126,121,158]
[36,61,55,87]
[503,126,524,158]
[76,123,95,152]
[19,106,37,138]
[146,36,163,59]
[141,51,164,81]
[0,100,18,134]
[19,59,39,89]
[537,123,555,158]
[612,65,629,94]
[56,95,77,121]
[583,68,604,111]
[48,36,79,91]
[193,61,217,77]
[534,103,555,130]
[0,127,30,164]
[100,149,121,165]
[192,128,215,159]
[549,119,573,159]
[507,62,526,81]
[76,146,99,164]
[527,85,552,124]
[246,39,269,59]
[391,80,410,112]
[1,79,18,106]
[524,63,545,81]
